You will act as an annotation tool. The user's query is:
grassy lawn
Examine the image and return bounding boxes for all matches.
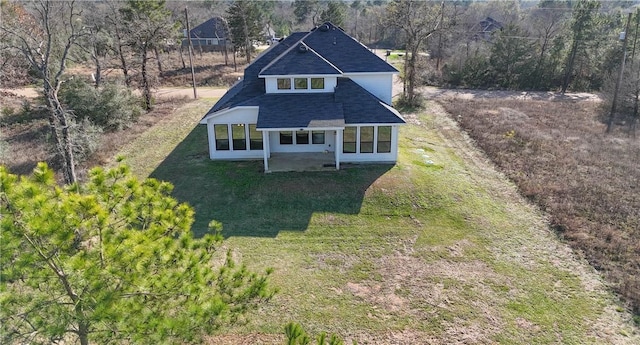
[383,50,407,62]
[116,99,638,344]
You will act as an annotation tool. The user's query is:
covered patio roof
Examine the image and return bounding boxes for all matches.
[255,93,345,129]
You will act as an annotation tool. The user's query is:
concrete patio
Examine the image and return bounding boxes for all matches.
[266,152,337,173]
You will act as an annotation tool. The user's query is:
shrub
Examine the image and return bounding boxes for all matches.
[70,117,102,162]
[45,116,102,165]
[60,79,142,131]
[284,322,351,345]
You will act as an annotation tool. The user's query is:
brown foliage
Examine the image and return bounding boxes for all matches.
[440,98,640,315]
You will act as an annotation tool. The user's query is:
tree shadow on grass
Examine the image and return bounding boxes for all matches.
[150,125,391,238]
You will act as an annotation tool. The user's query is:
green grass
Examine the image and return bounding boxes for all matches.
[386,50,407,62]
[116,99,638,344]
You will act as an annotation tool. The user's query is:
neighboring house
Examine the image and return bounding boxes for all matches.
[199,22,405,172]
[474,17,503,41]
[183,16,230,51]
[263,23,277,44]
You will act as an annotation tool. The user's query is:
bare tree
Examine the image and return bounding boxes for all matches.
[76,2,111,88]
[385,0,449,105]
[105,1,132,87]
[1,0,87,184]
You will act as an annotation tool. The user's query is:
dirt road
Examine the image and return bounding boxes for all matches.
[421,86,601,102]
[1,87,228,101]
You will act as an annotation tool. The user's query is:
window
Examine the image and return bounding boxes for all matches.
[294,78,308,89]
[360,126,374,153]
[377,126,392,153]
[296,130,309,144]
[214,124,229,151]
[249,124,262,150]
[343,127,356,153]
[311,78,324,89]
[277,78,291,90]
[280,131,293,144]
[312,131,325,144]
[232,124,246,150]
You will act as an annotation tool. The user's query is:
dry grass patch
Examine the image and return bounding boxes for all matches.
[440,98,640,319]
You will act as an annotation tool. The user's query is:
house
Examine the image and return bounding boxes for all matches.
[199,22,405,172]
[183,16,230,51]
[263,23,277,44]
[474,17,503,41]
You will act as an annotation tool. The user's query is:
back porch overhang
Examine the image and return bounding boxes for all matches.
[257,126,344,173]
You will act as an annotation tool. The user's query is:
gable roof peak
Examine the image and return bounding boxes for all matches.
[314,22,345,33]
[190,16,228,39]
[302,21,397,74]
[297,42,310,53]
[259,38,342,76]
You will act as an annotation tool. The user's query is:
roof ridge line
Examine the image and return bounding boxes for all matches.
[302,42,344,75]
[257,31,313,75]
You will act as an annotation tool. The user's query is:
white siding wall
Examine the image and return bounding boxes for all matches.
[205,107,263,159]
[264,76,337,93]
[337,125,400,163]
[268,130,335,152]
[343,73,394,105]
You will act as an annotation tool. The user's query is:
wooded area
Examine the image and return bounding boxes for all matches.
[4,0,640,117]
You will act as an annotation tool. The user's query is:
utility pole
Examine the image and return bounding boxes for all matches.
[185,6,197,99]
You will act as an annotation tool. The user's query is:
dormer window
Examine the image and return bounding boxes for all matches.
[294,78,308,89]
[277,78,291,90]
[268,77,332,92]
[311,78,324,89]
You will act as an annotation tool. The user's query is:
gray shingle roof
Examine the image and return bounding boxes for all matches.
[250,79,404,128]
[260,43,341,76]
[204,33,308,116]
[244,32,308,80]
[202,23,404,127]
[189,17,228,39]
[303,22,398,73]
[253,94,345,129]
[336,78,404,124]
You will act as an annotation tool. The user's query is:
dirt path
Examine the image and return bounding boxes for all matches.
[0,87,228,101]
[421,86,601,102]
[2,83,600,104]
[152,87,227,99]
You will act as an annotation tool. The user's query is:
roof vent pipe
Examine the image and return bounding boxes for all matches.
[298,44,308,52]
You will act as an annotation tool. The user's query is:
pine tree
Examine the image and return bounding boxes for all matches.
[0,162,273,345]
[561,0,601,93]
[320,1,348,28]
[119,0,178,110]
[226,0,263,64]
